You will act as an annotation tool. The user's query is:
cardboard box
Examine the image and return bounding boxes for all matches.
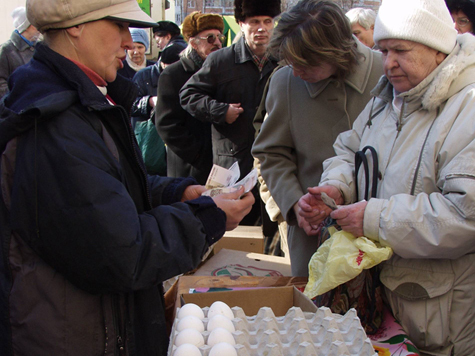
[213,225,264,254]
[194,248,292,277]
[180,285,317,316]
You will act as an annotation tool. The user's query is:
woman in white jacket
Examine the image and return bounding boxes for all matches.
[298,0,475,354]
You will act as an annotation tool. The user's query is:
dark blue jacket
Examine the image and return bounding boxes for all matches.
[0,43,225,356]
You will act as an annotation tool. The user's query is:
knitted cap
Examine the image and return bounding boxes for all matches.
[373,0,457,54]
[234,0,281,23]
[11,7,31,33]
[130,27,149,51]
[182,11,224,42]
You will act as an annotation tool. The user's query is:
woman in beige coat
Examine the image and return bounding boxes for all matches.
[252,0,383,276]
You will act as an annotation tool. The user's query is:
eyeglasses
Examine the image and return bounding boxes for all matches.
[198,34,226,44]
[455,17,471,27]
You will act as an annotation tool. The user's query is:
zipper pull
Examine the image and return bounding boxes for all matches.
[117,336,125,355]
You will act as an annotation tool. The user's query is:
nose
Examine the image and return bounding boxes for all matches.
[123,30,133,50]
[383,51,399,70]
[454,23,462,33]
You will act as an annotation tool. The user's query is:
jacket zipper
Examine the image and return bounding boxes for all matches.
[112,295,127,356]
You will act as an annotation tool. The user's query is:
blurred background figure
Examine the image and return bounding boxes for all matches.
[0,6,40,98]
[446,0,475,34]
[117,27,154,79]
[345,7,377,48]
[156,11,225,184]
[153,21,187,71]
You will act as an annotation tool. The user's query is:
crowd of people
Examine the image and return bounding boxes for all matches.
[0,0,474,355]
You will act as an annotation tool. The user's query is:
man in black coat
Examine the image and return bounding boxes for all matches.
[156,11,225,184]
[180,0,281,224]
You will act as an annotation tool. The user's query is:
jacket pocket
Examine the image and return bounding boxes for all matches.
[381,256,454,353]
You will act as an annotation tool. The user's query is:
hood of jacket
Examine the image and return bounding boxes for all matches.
[371,33,475,112]
[0,42,137,153]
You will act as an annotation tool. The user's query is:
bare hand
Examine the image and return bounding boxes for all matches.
[330,200,367,237]
[212,186,255,230]
[298,186,343,235]
[181,185,207,202]
[225,103,243,124]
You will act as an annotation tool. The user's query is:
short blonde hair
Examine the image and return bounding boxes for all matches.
[268,0,359,80]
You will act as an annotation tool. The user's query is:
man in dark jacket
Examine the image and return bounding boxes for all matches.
[0,6,40,98]
[0,1,254,356]
[155,11,225,184]
[180,0,281,224]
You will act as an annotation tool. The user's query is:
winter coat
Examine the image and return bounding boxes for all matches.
[180,36,278,179]
[118,58,155,80]
[156,55,213,184]
[319,34,475,355]
[0,43,226,356]
[0,30,35,98]
[252,41,383,276]
[131,62,161,124]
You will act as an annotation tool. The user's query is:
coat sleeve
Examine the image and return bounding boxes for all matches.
[0,42,13,99]
[179,55,229,125]
[12,111,225,295]
[251,69,303,223]
[156,65,208,164]
[130,70,153,121]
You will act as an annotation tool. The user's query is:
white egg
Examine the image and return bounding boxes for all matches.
[177,315,205,333]
[174,328,204,348]
[209,342,237,356]
[207,327,236,347]
[178,303,205,320]
[173,343,202,356]
[207,314,235,333]
[208,301,234,320]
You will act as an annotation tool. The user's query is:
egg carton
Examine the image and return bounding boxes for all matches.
[168,306,377,356]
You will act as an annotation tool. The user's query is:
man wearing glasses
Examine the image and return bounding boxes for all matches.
[180,0,281,225]
[156,11,226,184]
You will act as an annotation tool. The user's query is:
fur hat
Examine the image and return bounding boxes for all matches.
[234,0,281,23]
[153,21,181,36]
[374,0,457,54]
[182,11,224,42]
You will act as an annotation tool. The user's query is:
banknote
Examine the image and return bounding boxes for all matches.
[320,192,338,210]
[205,162,240,189]
[202,167,257,198]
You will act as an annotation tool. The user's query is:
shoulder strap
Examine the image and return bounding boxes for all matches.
[355,145,379,200]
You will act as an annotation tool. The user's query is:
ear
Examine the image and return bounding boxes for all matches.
[190,38,199,50]
[370,25,374,31]
[65,24,86,38]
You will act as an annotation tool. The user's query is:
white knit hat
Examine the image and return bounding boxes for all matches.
[373,0,457,54]
[11,7,31,34]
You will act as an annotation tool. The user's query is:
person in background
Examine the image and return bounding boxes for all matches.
[0,6,40,98]
[298,0,475,353]
[117,27,154,79]
[446,0,475,34]
[345,7,377,48]
[153,21,187,71]
[180,0,281,225]
[156,11,225,184]
[252,0,382,276]
[0,0,254,355]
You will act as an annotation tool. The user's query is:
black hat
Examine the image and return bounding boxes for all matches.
[234,0,281,23]
[153,21,181,36]
[160,45,183,65]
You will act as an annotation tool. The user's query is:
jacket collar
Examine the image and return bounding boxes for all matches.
[304,38,380,98]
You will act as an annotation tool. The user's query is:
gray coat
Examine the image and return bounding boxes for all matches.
[180,37,278,179]
[0,31,35,98]
[252,41,383,276]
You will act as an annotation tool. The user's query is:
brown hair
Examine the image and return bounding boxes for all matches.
[268,0,359,80]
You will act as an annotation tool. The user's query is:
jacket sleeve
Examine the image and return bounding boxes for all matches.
[130,70,153,121]
[12,111,225,294]
[251,69,303,223]
[0,43,12,98]
[156,65,207,164]
[179,55,229,125]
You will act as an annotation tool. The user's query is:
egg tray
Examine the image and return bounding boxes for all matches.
[168,306,377,356]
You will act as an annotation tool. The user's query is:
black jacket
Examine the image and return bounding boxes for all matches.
[180,36,278,179]
[156,55,213,184]
[0,43,225,356]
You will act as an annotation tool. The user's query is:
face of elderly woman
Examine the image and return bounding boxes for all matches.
[379,39,446,93]
[451,10,473,34]
[127,42,146,65]
[72,19,133,82]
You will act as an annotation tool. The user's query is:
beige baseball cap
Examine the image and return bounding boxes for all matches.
[27,0,157,33]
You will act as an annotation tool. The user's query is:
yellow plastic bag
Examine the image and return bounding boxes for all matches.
[304,227,393,299]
